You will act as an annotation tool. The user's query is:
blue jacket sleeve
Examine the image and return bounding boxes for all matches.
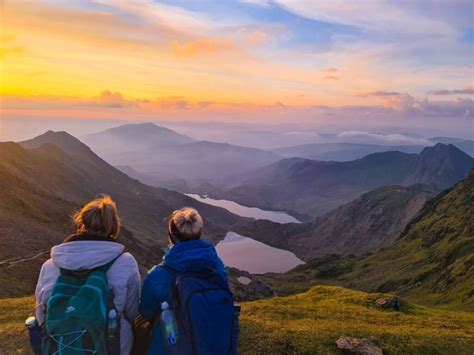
[215,256,228,283]
[139,266,171,321]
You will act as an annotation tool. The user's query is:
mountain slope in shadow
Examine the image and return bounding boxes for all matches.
[233,184,435,261]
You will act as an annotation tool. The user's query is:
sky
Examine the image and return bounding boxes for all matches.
[1,0,473,140]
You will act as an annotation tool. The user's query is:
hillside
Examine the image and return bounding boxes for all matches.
[0,132,244,297]
[233,184,434,261]
[219,143,473,217]
[265,170,474,310]
[2,286,473,354]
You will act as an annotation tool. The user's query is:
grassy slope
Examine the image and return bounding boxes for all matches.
[2,286,474,354]
[264,170,474,311]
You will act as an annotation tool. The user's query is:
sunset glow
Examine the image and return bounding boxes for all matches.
[1,0,473,138]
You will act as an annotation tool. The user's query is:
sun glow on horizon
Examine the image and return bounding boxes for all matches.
[1,0,473,136]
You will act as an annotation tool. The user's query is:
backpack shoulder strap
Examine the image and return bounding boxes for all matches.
[97,252,124,273]
[59,252,124,277]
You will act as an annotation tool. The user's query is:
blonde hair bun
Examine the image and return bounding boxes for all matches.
[171,207,203,240]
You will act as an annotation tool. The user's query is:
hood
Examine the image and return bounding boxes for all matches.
[163,240,222,272]
[51,241,125,270]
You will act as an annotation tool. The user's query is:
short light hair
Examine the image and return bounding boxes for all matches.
[169,207,203,241]
[73,195,121,239]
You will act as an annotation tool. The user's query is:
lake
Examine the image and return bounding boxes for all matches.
[186,193,305,273]
[216,232,305,274]
[186,194,300,224]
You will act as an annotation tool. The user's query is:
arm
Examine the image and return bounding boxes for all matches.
[133,267,170,355]
[35,259,59,325]
[124,257,141,323]
[139,266,170,321]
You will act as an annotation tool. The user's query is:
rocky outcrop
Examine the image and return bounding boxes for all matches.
[336,336,383,355]
[227,267,276,301]
[375,296,402,311]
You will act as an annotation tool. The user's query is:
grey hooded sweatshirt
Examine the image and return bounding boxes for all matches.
[35,238,141,355]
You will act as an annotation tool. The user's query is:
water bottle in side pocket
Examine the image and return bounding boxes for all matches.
[107,309,121,354]
[160,301,179,348]
[25,316,42,355]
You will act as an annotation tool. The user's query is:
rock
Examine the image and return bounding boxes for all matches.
[336,336,383,355]
[375,296,401,311]
[227,267,276,301]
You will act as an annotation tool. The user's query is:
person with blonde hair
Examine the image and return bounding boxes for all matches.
[34,195,140,354]
[137,207,238,355]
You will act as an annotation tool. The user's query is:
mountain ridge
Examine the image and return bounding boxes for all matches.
[216,143,473,217]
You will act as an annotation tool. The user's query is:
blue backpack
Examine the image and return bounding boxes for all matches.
[163,266,239,355]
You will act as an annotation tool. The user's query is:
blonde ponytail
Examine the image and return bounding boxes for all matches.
[73,195,121,238]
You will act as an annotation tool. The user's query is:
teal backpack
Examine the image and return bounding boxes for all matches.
[42,257,121,355]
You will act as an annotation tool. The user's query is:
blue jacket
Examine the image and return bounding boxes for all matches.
[139,239,227,355]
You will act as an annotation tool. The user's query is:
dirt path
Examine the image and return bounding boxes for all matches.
[0,250,49,268]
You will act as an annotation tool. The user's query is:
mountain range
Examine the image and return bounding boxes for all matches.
[272,138,473,162]
[215,143,473,218]
[82,123,281,190]
[273,142,425,161]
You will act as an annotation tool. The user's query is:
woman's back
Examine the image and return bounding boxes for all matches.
[34,196,141,355]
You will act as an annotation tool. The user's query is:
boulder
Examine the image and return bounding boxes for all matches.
[375,296,401,311]
[336,336,383,355]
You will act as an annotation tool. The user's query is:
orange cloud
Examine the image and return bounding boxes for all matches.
[322,67,338,73]
[170,38,235,57]
[242,30,270,46]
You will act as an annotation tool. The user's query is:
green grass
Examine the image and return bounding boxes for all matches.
[2,286,474,354]
[0,296,36,354]
[239,286,474,354]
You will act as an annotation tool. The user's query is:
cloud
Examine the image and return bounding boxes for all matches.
[322,67,338,73]
[170,38,235,57]
[428,87,474,95]
[383,94,474,117]
[242,30,271,46]
[96,0,216,35]
[95,90,137,108]
[361,91,402,97]
[336,131,432,145]
[269,0,455,35]
[0,34,25,58]
[239,0,272,7]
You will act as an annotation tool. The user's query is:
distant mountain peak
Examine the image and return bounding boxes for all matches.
[81,122,196,156]
[420,142,467,157]
[405,142,474,189]
[19,130,94,157]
